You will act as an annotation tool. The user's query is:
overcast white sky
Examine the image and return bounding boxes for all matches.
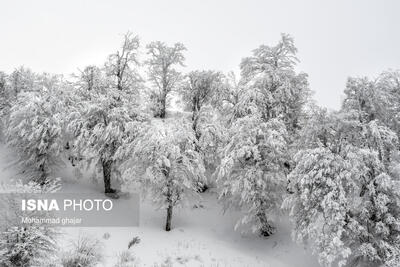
[1,0,399,109]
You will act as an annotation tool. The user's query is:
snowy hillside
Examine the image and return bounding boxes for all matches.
[0,142,319,266]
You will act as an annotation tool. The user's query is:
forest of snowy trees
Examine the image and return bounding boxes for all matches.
[0,32,400,267]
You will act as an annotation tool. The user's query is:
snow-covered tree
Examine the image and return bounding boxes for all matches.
[5,87,65,184]
[68,83,146,195]
[123,119,205,231]
[146,41,186,118]
[216,71,246,120]
[185,104,227,191]
[0,71,10,137]
[179,70,225,190]
[105,32,142,92]
[238,33,310,135]
[340,71,400,153]
[0,71,6,92]
[229,33,310,182]
[180,71,223,118]
[180,70,223,138]
[76,65,104,92]
[194,105,226,168]
[285,110,400,267]
[217,34,309,236]
[68,33,146,195]
[342,77,388,124]
[217,116,288,236]
[377,70,400,139]
[9,66,37,97]
[0,71,8,106]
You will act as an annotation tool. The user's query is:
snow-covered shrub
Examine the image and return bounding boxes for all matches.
[217,116,288,236]
[127,236,140,249]
[0,227,60,267]
[285,111,400,267]
[61,235,103,267]
[0,179,61,267]
[123,119,205,231]
[5,89,65,184]
[113,250,138,267]
[102,232,111,240]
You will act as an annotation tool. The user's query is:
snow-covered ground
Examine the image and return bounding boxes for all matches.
[0,143,320,267]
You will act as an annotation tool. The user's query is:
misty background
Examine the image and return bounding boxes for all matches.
[1,0,399,109]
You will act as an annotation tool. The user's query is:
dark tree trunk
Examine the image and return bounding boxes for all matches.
[38,172,47,186]
[257,212,274,237]
[160,96,166,118]
[37,159,47,186]
[191,110,208,193]
[102,160,114,193]
[117,74,123,91]
[165,204,173,231]
[191,111,201,150]
[164,167,173,231]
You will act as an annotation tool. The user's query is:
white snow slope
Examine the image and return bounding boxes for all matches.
[0,142,320,267]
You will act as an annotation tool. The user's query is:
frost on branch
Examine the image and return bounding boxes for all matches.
[237,33,310,136]
[67,34,147,195]
[68,84,147,194]
[216,34,309,236]
[123,119,205,231]
[285,110,400,267]
[217,116,288,236]
[146,41,186,118]
[5,87,65,184]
